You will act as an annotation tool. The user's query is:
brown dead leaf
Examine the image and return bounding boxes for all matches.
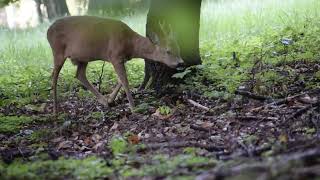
[279,134,288,144]
[57,140,73,150]
[201,121,214,129]
[52,137,64,143]
[93,142,104,152]
[299,95,318,104]
[92,134,102,143]
[84,137,93,146]
[128,134,140,145]
[110,123,119,131]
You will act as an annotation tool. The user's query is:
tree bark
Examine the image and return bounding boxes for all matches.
[141,0,202,91]
[42,0,70,20]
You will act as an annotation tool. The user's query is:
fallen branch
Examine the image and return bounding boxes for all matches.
[218,144,271,160]
[210,147,320,178]
[236,115,279,121]
[290,101,320,119]
[294,165,320,176]
[98,61,106,92]
[235,90,271,101]
[251,89,320,112]
[187,99,210,111]
[138,141,224,152]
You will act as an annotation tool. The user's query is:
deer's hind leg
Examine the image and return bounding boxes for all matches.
[76,62,109,107]
[52,54,66,116]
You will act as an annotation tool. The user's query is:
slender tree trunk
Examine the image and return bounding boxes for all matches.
[35,0,43,23]
[43,0,70,20]
[141,0,202,91]
[88,0,126,16]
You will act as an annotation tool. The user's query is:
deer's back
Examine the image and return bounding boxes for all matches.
[47,16,136,62]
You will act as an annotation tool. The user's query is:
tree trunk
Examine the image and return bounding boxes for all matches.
[141,0,202,91]
[43,0,70,20]
[35,0,43,23]
[88,0,126,16]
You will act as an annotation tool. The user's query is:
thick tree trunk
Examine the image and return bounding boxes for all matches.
[42,0,70,20]
[141,0,202,91]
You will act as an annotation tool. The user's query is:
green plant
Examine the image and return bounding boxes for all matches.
[158,106,172,115]
[0,115,34,133]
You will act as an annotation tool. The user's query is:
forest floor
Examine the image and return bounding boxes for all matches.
[1,59,320,180]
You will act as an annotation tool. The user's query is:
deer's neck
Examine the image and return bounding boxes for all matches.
[132,35,158,60]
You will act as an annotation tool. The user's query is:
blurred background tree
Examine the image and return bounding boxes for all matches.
[88,0,150,17]
[0,0,151,26]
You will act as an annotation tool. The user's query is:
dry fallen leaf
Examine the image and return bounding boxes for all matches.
[110,122,119,131]
[57,140,73,150]
[279,134,288,144]
[201,121,214,129]
[128,134,140,145]
[299,95,318,104]
[52,137,64,143]
[93,142,104,152]
[84,137,93,146]
[92,134,102,143]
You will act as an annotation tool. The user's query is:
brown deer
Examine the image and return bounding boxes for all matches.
[47,16,184,115]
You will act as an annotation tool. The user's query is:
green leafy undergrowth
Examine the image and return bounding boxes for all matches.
[121,153,216,178]
[0,115,34,134]
[181,18,320,99]
[0,156,112,180]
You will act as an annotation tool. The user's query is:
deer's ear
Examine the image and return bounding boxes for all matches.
[149,32,160,44]
[168,24,175,39]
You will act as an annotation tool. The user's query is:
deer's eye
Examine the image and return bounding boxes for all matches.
[166,50,172,55]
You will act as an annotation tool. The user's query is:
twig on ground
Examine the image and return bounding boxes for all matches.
[235,90,272,101]
[178,161,217,169]
[218,144,271,160]
[187,99,210,111]
[98,62,106,92]
[236,115,278,121]
[251,89,320,112]
[289,101,320,119]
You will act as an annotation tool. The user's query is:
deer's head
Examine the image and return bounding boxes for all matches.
[150,22,184,69]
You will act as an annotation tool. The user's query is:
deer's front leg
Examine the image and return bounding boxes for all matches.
[108,80,122,104]
[76,62,109,107]
[112,62,135,110]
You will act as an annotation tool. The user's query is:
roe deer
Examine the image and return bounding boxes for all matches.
[47,16,184,115]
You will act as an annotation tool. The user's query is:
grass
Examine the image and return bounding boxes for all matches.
[1,0,319,106]
[0,156,113,180]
